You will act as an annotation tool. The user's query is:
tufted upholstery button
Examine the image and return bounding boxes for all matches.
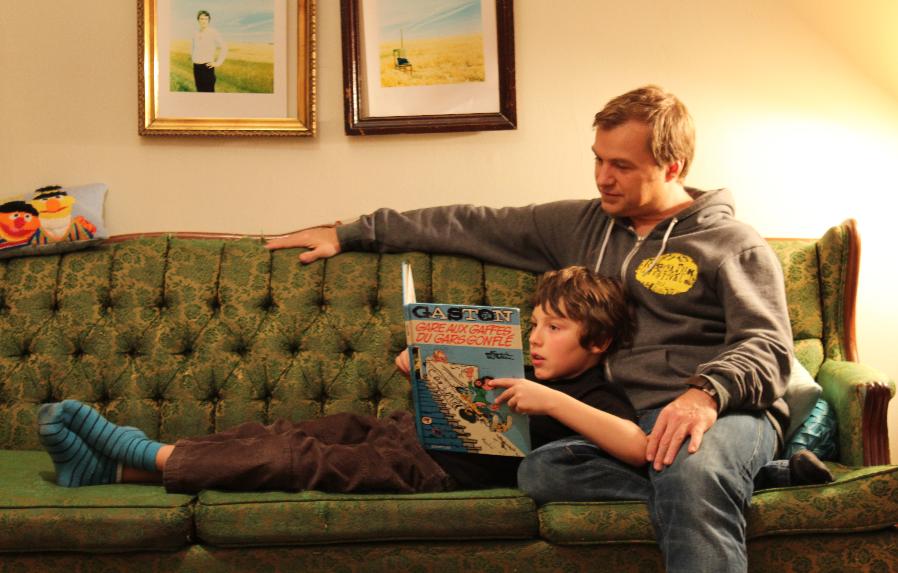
[209,298,221,312]
[342,346,354,358]
[72,346,84,360]
[97,390,112,408]
[287,340,302,356]
[260,294,275,312]
[232,340,249,357]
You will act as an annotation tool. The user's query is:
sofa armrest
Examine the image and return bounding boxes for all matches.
[816,360,895,466]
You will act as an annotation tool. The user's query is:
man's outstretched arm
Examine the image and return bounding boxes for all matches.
[265,226,341,264]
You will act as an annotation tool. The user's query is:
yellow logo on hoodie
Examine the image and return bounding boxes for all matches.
[635,253,698,295]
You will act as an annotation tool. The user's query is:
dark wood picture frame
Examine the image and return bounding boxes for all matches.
[340,0,516,135]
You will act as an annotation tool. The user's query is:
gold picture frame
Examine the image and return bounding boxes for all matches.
[138,0,316,136]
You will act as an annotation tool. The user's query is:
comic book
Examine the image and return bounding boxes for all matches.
[402,262,530,457]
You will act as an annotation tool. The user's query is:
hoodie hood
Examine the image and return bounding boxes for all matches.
[594,187,734,274]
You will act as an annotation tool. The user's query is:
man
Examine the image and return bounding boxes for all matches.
[192,10,227,92]
[266,86,792,572]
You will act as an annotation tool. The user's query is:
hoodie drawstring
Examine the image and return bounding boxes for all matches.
[593,220,614,274]
[646,217,678,273]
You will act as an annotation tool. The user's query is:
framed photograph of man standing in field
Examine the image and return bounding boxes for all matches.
[341,0,516,135]
[139,0,316,136]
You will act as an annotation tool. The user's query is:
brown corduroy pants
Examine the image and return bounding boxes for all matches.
[163,411,451,494]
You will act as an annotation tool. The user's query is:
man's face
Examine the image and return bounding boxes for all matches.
[198,14,210,29]
[592,120,672,221]
[528,305,603,381]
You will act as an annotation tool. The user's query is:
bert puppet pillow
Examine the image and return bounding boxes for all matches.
[0,183,108,259]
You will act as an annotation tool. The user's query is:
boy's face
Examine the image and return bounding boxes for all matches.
[528,305,605,381]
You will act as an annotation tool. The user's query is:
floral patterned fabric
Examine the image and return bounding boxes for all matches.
[1,533,896,572]
[195,488,537,546]
[0,226,895,570]
[0,450,193,552]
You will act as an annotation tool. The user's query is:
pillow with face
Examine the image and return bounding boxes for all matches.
[0,183,107,259]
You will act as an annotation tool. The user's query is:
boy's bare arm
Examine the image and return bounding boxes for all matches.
[489,378,647,467]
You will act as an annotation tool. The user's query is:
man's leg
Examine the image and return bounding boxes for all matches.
[753,450,834,489]
[517,436,651,505]
[193,64,214,92]
[645,409,777,573]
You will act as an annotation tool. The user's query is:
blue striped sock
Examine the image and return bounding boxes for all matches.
[38,403,118,487]
[57,400,162,473]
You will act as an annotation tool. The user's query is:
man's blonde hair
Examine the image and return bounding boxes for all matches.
[532,266,635,355]
[593,85,695,180]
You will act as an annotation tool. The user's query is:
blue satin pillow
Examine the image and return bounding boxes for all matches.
[783,398,839,461]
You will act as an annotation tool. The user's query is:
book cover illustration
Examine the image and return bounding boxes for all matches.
[402,262,530,457]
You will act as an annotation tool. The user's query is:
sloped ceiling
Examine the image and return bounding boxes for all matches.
[784,0,898,102]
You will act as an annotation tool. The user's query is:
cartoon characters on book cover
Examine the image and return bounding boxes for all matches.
[402,262,531,457]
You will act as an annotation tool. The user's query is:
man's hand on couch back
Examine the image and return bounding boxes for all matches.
[265,226,341,264]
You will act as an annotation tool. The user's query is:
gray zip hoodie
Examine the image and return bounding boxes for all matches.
[337,188,793,444]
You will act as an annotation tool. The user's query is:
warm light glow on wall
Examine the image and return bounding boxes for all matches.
[718,114,897,239]
[702,112,897,441]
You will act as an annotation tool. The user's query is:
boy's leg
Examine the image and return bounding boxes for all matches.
[164,411,449,494]
[38,404,118,487]
[43,400,161,472]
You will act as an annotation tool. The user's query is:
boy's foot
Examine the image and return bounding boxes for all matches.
[45,400,162,472]
[38,403,118,487]
[789,450,834,486]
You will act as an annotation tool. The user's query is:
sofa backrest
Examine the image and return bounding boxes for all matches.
[0,222,859,453]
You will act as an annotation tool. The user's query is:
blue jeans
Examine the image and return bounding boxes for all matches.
[518,408,777,573]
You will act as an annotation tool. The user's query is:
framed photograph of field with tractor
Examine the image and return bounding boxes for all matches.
[341,0,516,135]
[138,0,316,136]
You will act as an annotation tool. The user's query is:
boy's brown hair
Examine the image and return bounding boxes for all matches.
[593,85,695,181]
[532,266,635,355]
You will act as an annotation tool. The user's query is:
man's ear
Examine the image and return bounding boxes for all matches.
[665,160,684,182]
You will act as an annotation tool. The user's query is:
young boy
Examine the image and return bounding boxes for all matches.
[38,266,647,493]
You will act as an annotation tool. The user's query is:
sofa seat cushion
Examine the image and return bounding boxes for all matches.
[0,449,195,552]
[195,487,537,547]
[537,464,898,544]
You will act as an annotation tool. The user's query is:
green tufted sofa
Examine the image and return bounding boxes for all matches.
[1,220,896,572]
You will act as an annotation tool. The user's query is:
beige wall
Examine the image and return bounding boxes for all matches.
[1,0,896,462]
